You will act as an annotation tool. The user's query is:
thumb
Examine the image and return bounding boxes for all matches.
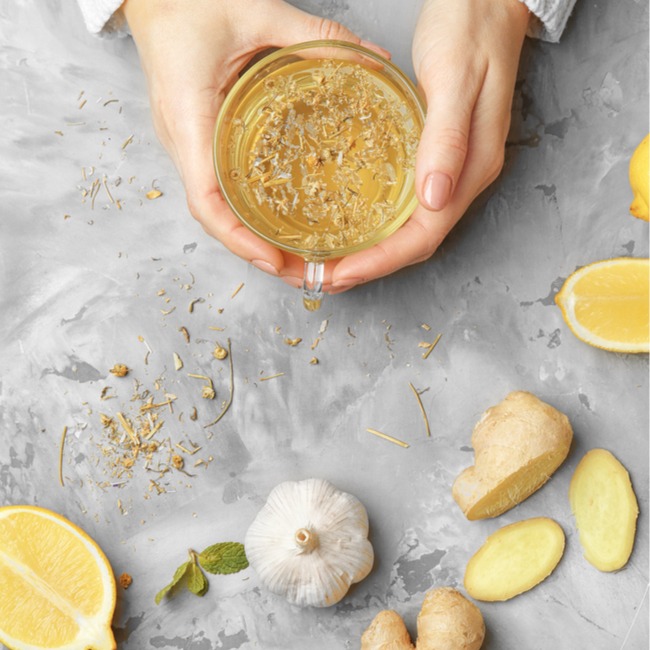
[263,1,391,59]
[415,72,481,212]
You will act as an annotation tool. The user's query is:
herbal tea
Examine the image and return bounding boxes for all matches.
[222,58,422,259]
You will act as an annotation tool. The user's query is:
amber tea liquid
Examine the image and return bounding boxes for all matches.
[222,58,422,259]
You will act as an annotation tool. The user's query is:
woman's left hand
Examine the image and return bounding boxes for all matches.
[327,0,530,294]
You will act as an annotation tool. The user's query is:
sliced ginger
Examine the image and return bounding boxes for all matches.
[569,448,639,572]
[452,391,573,520]
[361,588,484,650]
[464,517,565,602]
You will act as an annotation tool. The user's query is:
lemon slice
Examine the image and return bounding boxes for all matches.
[0,506,116,650]
[555,258,649,353]
[630,134,649,221]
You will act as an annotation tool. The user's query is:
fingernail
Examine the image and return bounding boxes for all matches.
[423,172,452,211]
[281,276,302,289]
[332,277,364,288]
[251,259,279,276]
[328,285,356,295]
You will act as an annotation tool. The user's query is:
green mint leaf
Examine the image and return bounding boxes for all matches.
[198,542,249,575]
[187,562,209,596]
[155,561,190,605]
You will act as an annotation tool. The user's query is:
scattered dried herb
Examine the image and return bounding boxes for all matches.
[188,298,204,313]
[422,333,442,360]
[213,343,228,360]
[409,382,430,437]
[231,283,244,299]
[102,175,114,203]
[146,189,162,200]
[119,573,133,589]
[173,353,183,371]
[58,425,67,487]
[283,337,302,346]
[205,339,234,429]
[188,374,215,400]
[310,357,318,364]
[121,135,134,149]
[171,454,184,469]
[109,364,129,377]
[179,327,190,343]
[259,372,284,381]
[366,428,409,448]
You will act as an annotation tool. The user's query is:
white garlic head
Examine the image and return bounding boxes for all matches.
[244,478,374,608]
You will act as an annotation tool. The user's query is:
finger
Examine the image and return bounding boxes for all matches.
[261,1,391,60]
[332,92,506,288]
[331,205,452,286]
[175,111,287,275]
[415,60,485,212]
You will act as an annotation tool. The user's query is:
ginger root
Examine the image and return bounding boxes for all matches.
[361,588,484,650]
[452,391,573,520]
[417,588,485,650]
[464,517,565,601]
[569,448,638,572]
[360,610,415,650]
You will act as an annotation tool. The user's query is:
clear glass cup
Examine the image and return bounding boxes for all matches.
[214,40,426,310]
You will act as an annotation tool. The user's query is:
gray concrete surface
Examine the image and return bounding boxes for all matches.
[0,1,648,649]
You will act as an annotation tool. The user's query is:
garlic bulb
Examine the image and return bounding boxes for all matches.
[244,478,374,607]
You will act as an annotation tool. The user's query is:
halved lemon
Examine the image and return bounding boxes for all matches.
[555,258,649,353]
[0,506,116,650]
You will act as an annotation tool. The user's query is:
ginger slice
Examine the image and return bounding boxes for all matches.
[361,610,415,650]
[569,448,638,572]
[464,517,565,601]
[452,391,573,520]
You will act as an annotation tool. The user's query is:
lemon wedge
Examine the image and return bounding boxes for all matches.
[555,258,649,353]
[0,506,116,650]
[630,134,649,221]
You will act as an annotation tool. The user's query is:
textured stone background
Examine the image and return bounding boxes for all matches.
[0,1,648,648]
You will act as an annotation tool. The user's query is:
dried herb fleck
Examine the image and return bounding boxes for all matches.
[109,364,129,377]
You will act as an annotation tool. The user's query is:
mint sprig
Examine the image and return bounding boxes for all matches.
[198,542,248,575]
[155,560,191,605]
[155,543,248,605]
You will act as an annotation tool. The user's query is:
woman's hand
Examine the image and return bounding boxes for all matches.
[329,0,530,293]
[122,0,389,282]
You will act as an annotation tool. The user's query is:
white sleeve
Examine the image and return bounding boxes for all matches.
[521,0,578,43]
[76,0,129,38]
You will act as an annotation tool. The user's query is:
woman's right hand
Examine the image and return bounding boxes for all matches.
[122,0,389,285]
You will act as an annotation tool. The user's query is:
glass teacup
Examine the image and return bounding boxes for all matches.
[214,40,425,310]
